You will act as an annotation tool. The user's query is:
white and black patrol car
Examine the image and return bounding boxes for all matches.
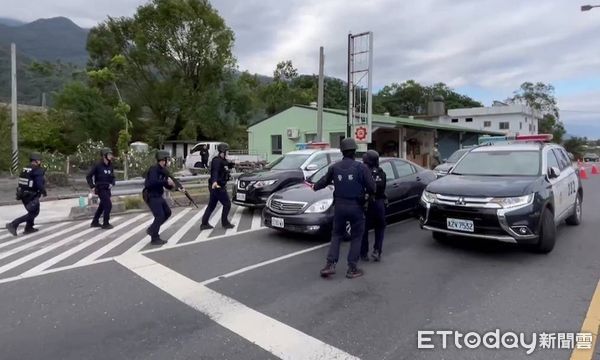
[419,135,583,253]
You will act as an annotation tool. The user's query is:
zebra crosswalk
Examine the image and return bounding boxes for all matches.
[0,205,266,283]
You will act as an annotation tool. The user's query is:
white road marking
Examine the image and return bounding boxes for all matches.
[0,217,122,276]
[21,214,147,276]
[123,208,191,254]
[0,233,12,241]
[166,205,207,246]
[224,206,245,237]
[252,208,264,229]
[0,222,66,250]
[75,217,153,266]
[201,243,329,285]
[0,220,93,260]
[116,254,360,360]
[0,257,114,284]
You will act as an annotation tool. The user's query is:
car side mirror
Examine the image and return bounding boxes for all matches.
[306,164,319,171]
[442,158,447,163]
[549,166,561,179]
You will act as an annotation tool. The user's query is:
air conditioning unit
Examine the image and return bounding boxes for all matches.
[286,128,300,139]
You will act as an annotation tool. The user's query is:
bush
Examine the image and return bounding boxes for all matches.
[41,152,67,173]
[45,171,69,187]
[123,196,144,210]
[71,140,105,170]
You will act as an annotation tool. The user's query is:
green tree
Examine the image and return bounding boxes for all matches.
[508,82,565,142]
[87,0,236,143]
[374,80,482,117]
[52,81,118,151]
[563,137,587,159]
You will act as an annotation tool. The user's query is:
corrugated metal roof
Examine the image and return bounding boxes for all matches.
[248,105,505,135]
[293,105,506,135]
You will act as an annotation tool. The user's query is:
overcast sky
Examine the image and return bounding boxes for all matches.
[3,0,600,137]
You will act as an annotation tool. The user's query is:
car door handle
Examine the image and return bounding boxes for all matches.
[416,176,421,182]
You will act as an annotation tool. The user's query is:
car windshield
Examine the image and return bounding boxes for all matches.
[446,149,469,163]
[308,164,331,183]
[266,154,311,170]
[451,150,540,176]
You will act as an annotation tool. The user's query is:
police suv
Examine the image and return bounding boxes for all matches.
[419,135,582,253]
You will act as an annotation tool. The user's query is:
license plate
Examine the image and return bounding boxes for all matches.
[271,217,284,228]
[447,218,474,232]
[236,193,246,202]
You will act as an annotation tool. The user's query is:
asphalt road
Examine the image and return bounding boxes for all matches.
[0,174,599,359]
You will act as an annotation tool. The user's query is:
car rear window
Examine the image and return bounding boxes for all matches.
[446,149,469,163]
[452,150,540,176]
[267,154,311,170]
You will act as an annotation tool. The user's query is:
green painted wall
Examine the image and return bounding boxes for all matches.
[248,106,347,162]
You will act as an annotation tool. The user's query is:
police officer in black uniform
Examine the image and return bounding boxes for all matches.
[6,152,47,236]
[86,148,116,229]
[143,150,176,245]
[200,144,209,169]
[313,138,375,279]
[200,143,235,230]
[361,150,387,262]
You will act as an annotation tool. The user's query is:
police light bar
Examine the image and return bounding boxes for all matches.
[515,134,553,142]
[295,142,331,150]
[478,135,514,145]
[307,142,330,150]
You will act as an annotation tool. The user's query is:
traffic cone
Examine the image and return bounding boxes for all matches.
[580,166,589,180]
[592,165,599,175]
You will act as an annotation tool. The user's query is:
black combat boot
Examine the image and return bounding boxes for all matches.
[371,250,381,262]
[6,223,17,237]
[150,237,167,245]
[320,262,336,277]
[200,223,214,231]
[23,227,39,235]
[346,266,364,279]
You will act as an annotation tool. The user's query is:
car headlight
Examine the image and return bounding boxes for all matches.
[490,194,534,209]
[305,199,333,213]
[253,180,277,189]
[421,191,437,204]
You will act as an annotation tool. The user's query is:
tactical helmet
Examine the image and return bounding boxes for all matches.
[340,138,357,152]
[101,148,113,157]
[217,143,229,153]
[363,150,380,167]
[155,150,171,161]
[30,152,42,162]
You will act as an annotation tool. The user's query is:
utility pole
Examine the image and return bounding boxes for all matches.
[11,43,19,175]
[317,47,325,142]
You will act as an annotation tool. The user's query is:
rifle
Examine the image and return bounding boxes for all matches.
[163,169,199,208]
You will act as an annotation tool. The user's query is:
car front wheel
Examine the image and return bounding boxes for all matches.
[534,208,556,254]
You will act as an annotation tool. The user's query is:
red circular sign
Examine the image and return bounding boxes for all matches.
[355,126,367,141]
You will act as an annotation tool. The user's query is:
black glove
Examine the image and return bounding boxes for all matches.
[41,189,47,197]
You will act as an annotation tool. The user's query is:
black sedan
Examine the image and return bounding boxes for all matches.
[263,158,436,236]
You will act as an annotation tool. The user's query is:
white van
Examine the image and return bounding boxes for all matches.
[185,142,267,174]
[185,142,221,172]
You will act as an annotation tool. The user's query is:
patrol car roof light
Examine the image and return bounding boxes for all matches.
[295,143,309,150]
[307,142,330,150]
[515,134,553,143]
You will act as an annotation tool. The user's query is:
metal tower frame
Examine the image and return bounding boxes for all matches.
[347,31,373,144]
